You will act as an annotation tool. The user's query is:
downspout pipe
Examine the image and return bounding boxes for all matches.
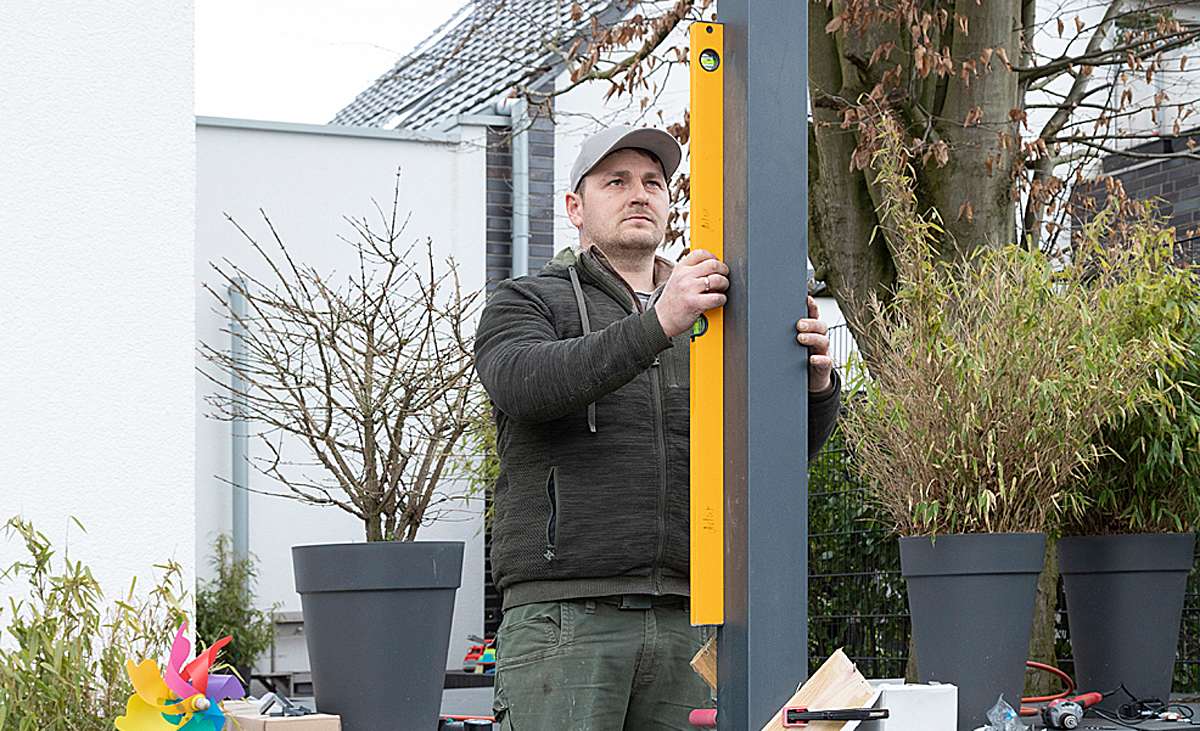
[229,280,250,567]
[510,97,530,279]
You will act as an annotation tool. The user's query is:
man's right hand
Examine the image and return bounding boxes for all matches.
[655,249,729,338]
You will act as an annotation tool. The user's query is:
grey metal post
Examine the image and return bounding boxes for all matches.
[718,2,809,729]
[511,97,530,278]
[230,279,250,566]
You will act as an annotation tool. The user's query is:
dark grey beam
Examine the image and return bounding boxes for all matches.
[718,1,810,729]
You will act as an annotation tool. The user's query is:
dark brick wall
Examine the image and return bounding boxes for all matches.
[1078,130,1200,263]
[485,100,557,290]
[485,126,512,287]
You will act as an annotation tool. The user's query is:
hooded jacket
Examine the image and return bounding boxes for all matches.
[475,247,841,609]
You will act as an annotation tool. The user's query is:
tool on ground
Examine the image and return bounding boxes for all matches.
[1020,660,1078,717]
[258,692,313,717]
[783,707,890,727]
[688,18,726,628]
[1040,693,1102,729]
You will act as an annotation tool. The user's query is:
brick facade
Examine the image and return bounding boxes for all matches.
[1076,131,1200,263]
[484,101,557,289]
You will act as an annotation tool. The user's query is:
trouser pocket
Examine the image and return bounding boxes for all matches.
[492,671,512,730]
[496,600,572,669]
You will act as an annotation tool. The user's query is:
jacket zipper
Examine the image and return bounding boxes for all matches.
[544,467,558,561]
[645,284,670,591]
[580,251,670,593]
[646,286,677,388]
[648,359,668,593]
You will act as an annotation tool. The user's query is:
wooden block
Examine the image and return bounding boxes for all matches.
[759,649,877,731]
[690,634,718,693]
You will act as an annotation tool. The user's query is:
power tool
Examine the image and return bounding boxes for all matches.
[1041,692,1102,729]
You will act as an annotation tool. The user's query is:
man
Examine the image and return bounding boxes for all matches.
[475,126,841,730]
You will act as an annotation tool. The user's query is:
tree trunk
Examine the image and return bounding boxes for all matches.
[905,637,919,683]
[921,1,1022,256]
[1025,539,1061,696]
[366,514,383,542]
[808,0,897,369]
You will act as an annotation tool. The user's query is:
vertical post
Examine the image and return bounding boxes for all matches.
[230,279,250,567]
[718,1,809,729]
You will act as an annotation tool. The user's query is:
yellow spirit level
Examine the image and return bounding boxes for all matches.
[689,21,724,627]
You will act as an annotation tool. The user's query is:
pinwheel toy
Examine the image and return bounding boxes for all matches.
[115,622,245,731]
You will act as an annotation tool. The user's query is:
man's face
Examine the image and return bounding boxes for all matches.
[565,148,670,257]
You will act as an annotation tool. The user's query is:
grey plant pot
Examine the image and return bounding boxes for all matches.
[292,541,464,731]
[1058,532,1194,710]
[900,532,1046,731]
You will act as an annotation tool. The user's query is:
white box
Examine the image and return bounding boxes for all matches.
[859,681,957,731]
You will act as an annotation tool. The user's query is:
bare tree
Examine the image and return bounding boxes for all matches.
[200,174,486,542]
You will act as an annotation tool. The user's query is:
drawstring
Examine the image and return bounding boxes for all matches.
[568,266,597,434]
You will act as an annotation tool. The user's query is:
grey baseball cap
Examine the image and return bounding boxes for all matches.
[568,125,682,193]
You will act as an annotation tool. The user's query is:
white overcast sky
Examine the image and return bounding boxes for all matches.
[195,1,462,124]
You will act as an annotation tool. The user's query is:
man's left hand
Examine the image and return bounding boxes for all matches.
[797,295,833,394]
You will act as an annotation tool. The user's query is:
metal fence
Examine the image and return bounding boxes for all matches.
[807,425,910,680]
[808,325,1200,691]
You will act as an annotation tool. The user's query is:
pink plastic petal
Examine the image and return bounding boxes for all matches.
[164,623,200,701]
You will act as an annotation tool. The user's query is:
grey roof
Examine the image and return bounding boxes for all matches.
[332,0,625,131]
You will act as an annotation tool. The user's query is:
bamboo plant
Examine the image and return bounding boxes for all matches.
[0,517,187,731]
[1066,199,1200,535]
[841,114,1185,537]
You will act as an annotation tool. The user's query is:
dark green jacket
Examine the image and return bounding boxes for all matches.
[475,247,841,609]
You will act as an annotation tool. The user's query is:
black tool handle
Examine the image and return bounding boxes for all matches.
[785,707,890,723]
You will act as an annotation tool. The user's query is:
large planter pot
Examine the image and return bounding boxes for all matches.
[901,532,1046,731]
[292,541,464,731]
[1058,532,1195,710]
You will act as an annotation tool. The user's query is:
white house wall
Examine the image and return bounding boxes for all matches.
[195,119,488,673]
[0,2,196,620]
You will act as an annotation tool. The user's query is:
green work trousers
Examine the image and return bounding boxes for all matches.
[491,596,715,730]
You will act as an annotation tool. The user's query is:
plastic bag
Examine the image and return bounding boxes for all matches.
[979,696,1026,731]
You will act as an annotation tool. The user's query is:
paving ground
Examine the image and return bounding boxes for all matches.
[439,687,494,717]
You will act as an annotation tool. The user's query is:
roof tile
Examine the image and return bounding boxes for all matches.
[332,0,622,130]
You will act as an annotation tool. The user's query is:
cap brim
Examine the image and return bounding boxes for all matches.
[585,128,682,186]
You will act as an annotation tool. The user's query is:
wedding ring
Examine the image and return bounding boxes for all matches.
[703,275,711,293]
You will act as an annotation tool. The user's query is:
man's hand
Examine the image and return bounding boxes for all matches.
[655,249,729,338]
[797,295,833,394]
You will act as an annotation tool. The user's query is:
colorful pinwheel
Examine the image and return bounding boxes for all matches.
[115,622,245,731]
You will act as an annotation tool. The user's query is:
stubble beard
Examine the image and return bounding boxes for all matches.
[587,222,662,270]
